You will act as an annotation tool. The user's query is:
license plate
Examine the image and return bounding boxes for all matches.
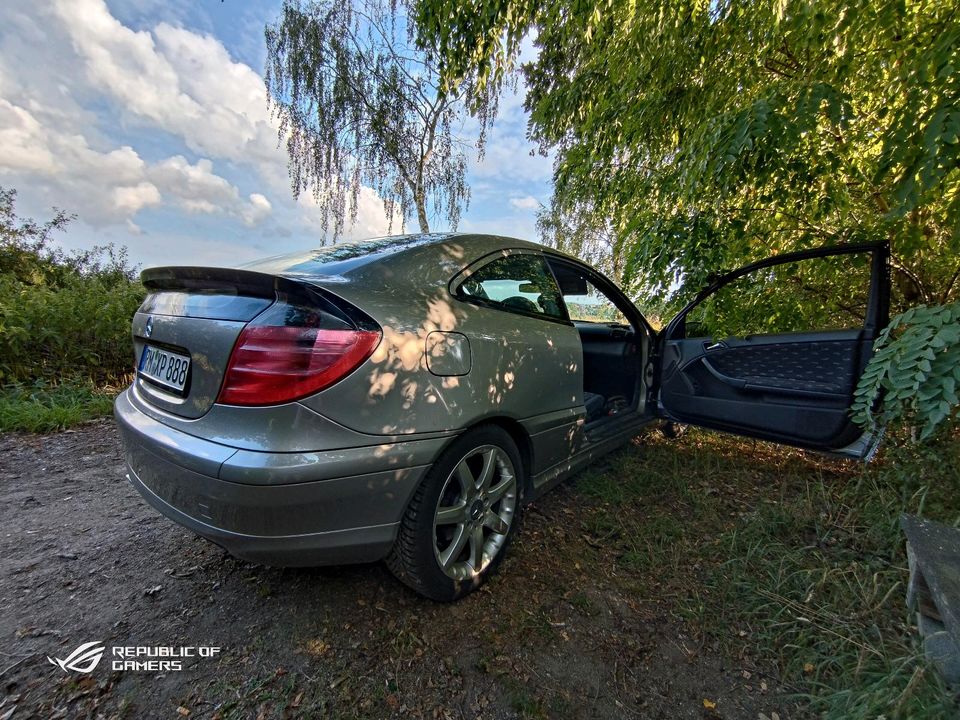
[138,345,191,394]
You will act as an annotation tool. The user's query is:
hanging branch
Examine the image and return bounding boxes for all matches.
[265,0,496,238]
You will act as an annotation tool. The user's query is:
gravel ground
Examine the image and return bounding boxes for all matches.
[0,420,799,719]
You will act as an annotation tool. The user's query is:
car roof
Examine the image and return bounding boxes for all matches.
[240,232,548,281]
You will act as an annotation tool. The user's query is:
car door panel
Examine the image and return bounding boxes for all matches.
[658,243,889,456]
[545,254,655,422]
[686,329,867,397]
[661,330,870,446]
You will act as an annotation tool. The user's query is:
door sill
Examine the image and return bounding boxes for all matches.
[583,411,647,442]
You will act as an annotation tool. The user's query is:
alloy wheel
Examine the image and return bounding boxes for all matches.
[432,445,518,580]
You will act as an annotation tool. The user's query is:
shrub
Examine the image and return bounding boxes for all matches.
[853,302,960,441]
[0,187,144,385]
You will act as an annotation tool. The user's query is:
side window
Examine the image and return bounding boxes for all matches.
[458,254,566,319]
[563,279,628,325]
[682,252,873,339]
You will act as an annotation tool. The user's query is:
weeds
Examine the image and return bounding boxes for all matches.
[569,590,600,617]
[0,380,118,432]
[506,679,549,720]
[0,188,141,430]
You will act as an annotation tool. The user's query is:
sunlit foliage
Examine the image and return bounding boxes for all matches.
[853,302,960,439]
[536,198,626,283]
[415,0,958,304]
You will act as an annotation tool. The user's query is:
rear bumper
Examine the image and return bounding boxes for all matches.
[114,389,444,566]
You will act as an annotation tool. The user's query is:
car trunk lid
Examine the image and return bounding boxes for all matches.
[133,267,381,419]
[132,268,279,419]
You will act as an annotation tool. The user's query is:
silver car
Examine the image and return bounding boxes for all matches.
[115,234,889,600]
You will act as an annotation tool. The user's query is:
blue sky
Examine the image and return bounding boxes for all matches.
[0,0,552,268]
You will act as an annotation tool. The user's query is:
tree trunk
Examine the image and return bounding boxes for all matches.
[415,193,429,233]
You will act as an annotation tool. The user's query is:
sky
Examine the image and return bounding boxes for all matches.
[0,0,552,268]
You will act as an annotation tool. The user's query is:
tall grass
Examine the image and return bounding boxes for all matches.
[711,439,959,718]
[0,380,119,432]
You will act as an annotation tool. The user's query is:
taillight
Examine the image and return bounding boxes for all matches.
[217,298,381,406]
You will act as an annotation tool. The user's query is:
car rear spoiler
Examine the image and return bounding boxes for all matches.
[141,267,303,299]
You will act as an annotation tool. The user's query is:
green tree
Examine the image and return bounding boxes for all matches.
[265,0,498,236]
[415,0,960,437]
[853,301,960,440]
[0,187,74,286]
[414,0,960,311]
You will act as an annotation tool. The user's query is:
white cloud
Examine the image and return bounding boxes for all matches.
[1,0,554,265]
[112,182,162,215]
[146,156,270,224]
[509,195,540,210]
[472,133,552,183]
[51,0,276,165]
[0,99,58,174]
[0,97,162,223]
[461,68,554,192]
[152,23,279,164]
[0,0,401,264]
[0,95,269,227]
[296,186,406,237]
[243,193,272,227]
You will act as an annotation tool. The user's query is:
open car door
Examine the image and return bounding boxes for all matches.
[657,242,889,458]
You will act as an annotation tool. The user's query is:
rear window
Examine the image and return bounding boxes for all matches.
[458,254,566,319]
[139,291,271,321]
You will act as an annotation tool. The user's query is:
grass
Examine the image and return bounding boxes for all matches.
[0,380,118,432]
[575,427,960,719]
[208,670,300,720]
[507,682,549,720]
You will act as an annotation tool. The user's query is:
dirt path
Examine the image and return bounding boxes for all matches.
[0,421,798,719]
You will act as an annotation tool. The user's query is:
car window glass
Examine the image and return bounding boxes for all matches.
[563,280,628,325]
[459,254,565,319]
[683,252,872,338]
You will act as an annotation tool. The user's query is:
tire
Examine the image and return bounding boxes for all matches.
[386,425,524,602]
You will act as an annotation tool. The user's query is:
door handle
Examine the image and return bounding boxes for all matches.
[704,341,726,351]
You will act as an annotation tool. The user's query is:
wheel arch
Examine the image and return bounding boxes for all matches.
[459,417,534,498]
[386,415,529,601]
[486,417,532,488]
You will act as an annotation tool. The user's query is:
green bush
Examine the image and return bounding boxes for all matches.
[853,302,960,441]
[0,187,144,386]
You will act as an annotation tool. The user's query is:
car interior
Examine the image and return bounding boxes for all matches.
[546,259,647,429]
